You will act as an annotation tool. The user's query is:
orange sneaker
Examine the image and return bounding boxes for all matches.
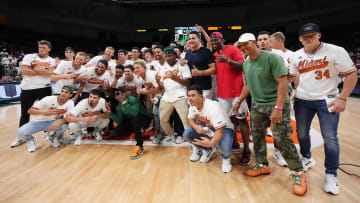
[245,164,271,177]
[291,171,307,196]
[130,146,144,160]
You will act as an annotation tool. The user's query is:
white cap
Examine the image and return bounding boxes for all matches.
[141,47,148,52]
[237,33,256,43]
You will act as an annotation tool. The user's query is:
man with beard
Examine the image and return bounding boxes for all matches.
[210,32,251,165]
[11,85,74,151]
[86,46,116,77]
[78,59,111,100]
[110,64,125,89]
[67,89,110,145]
[117,65,143,97]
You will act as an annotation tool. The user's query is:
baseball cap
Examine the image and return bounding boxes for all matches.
[65,47,74,52]
[210,32,224,39]
[141,47,148,52]
[164,46,176,55]
[299,23,320,36]
[237,33,256,43]
[62,85,74,93]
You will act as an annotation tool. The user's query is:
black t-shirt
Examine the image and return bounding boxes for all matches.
[185,47,215,90]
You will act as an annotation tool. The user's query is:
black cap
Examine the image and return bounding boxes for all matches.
[65,47,74,52]
[299,23,320,36]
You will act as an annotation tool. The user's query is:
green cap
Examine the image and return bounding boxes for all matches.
[62,85,74,93]
[164,46,176,55]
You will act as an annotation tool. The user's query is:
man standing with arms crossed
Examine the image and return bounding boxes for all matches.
[233,33,307,196]
[289,23,357,195]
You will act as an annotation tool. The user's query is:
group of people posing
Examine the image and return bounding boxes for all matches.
[10,23,358,196]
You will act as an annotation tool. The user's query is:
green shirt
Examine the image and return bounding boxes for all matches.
[110,96,150,125]
[243,50,289,104]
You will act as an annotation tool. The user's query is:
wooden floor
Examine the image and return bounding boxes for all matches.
[0,98,360,203]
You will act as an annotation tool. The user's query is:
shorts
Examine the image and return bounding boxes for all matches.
[218,97,249,119]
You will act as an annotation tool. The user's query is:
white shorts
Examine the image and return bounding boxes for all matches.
[218,97,249,119]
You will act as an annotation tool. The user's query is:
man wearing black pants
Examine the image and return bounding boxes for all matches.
[110,88,151,160]
[19,40,56,127]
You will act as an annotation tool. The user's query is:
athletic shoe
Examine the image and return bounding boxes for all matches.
[145,126,153,132]
[10,137,26,148]
[27,137,37,153]
[50,137,61,148]
[190,146,201,162]
[200,147,216,163]
[151,133,162,144]
[95,132,102,141]
[164,135,176,143]
[175,136,184,144]
[266,127,273,136]
[222,158,232,173]
[130,146,144,160]
[232,141,241,152]
[43,131,51,141]
[245,164,271,177]
[324,174,340,195]
[273,151,288,167]
[64,136,76,144]
[240,150,251,166]
[291,171,307,196]
[301,157,316,171]
[74,136,82,146]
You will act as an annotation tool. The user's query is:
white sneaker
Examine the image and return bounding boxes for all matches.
[324,174,340,195]
[50,137,61,148]
[95,132,102,141]
[301,157,316,171]
[190,146,201,162]
[200,147,216,163]
[145,126,153,132]
[175,136,184,144]
[266,127,273,136]
[273,151,288,167]
[10,137,26,148]
[222,158,232,173]
[164,135,176,143]
[27,137,37,152]
[151,134,162,144]
[43,131,51,141]
[74,136,82,146]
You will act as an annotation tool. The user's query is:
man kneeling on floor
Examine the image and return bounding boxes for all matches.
[110,88,151,160]
[183,85,234,173]
[66,89,110,146]
[10,85,75,152]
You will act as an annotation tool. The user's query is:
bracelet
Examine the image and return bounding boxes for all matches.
[106,110,111,113]
[275,105,283,111]
[226,58,231,64]
[338,97,346,102]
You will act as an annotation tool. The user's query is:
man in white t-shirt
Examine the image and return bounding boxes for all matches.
[159,46,191,144]
[289,23,358,195]
[116,65,143,97]
[78,59,111,100]
[11,85,75,152]
[67,89,110,145]
[19,40,56,128]
[183,85,235,173]
[58,47,75,66]
[51,52,86,101]
[85,46,116,77]
[116,49,132,67]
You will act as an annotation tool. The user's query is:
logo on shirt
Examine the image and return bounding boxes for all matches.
[298,56,329,74]
[30,60,51,68]
[87,78,106,85]
[82,111,100,117]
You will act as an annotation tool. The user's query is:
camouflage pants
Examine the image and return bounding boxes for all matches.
[250,102,303,171]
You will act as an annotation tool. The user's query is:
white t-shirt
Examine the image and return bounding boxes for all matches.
[289,42,356,100]
[53,61,85,94]
[159,61,191,102]
[71,97,107,117]
[31,96,74,121]
[152,60,167,73]
[20,53,56,90]
[86,55,116,77]
[188,98,234,135]
[116,75,144,96]
[143,69,159,89]
[272,49,294,71]
[81,67,112,93]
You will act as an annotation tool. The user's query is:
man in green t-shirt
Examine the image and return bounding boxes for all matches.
[232,33,307,196]
[110,87,151,160]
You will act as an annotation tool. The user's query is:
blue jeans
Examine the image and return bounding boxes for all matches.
[17,120,68,141]
[153,95,163,133]
[183,126,234,159]
[294,98,340,176]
